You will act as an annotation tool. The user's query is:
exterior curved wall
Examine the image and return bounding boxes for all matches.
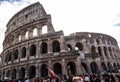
[0,2,120,80]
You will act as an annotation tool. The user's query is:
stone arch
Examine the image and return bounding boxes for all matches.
[90,62,99,73]
[8,52,12,62]
[40,64,48,77]
[91,45,96,53]
[52,40,60,52]
[75,42,83,51]
[53,63,62,75]
[96,39,100,45]
[22,30,27,40]
[98,46,102,57]
[21,47,26,58]
[6,70,11,78]
[28,65,36,79]
[103,46,108,57]
[13,49,18,60]
[25,31,29,39]
[18,34,22,41]
[42,25,47,34]
[40,42,48,54]
[30,44,36,56]
[101,63,107,72]
[19,67,25,80]
[33,28,37,36]
[113,63,118,73]
[67,61,77,75]
[67,44,72,51]
[109,47,113,57]
[107,62,113,72]
[81,62,89,74]
[11,69,17,79]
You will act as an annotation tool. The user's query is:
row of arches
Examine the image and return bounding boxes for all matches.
[4,40,60,63]
[4,42,84,63]
[1,61,120,80]
[5,24,49,48]
[67,42,83,51]
[91,45,118,58]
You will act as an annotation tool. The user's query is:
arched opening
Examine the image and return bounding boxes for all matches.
[81,62,89,74]
[53,63,62,75]
[8,52,12,62]
[18,35,22,41]
[19,67,25,80]
[13,49,18,60]
[6,70,11,78]
[113,63,118,73]
[52,40,60,52]
[67,61,77,75]
[101,63,107,72]
[90,62,99,73]
[30,44,36,56]
[40,64,48,77]
[33,28,37,36]
[40,42,48,54]
[96,39,100,45]
[67,44,72,51]
[75,42,83,51]
[103,46,108,57]
[21,47,26,58]
[98,47,102,57]
[28,66,36,79]
[42,25,47,34]
[109,47,113,57]
[25,31,29,39]
[12,69,17,79]
[107,62,113,72]
[91,46,96,53]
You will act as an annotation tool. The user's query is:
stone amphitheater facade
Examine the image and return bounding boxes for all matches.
[0,2,120,80]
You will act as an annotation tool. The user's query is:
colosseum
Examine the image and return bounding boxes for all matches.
[0,2,120,80]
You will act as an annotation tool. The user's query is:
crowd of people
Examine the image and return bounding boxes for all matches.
[1,72,120,82]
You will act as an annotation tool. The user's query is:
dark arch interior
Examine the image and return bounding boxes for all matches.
[40,64,48,77]
[28,66,36,79]
[14,49,18,60]
[101,63,107,72]
[12,69,16,79]
[81,62,89,73]
[19,68,25,80]
[75,42,83,51]
[67,44,72,50]
[21,47,26,58]
[52,40,60,52]
[30,44,36,56]
[90,62,99,73]
[41,42,48,54]
[67,62,76,75]
[98,47,102,57]
[53,63,62,75]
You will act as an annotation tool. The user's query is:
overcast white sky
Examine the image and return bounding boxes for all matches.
[0,0,120,53]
